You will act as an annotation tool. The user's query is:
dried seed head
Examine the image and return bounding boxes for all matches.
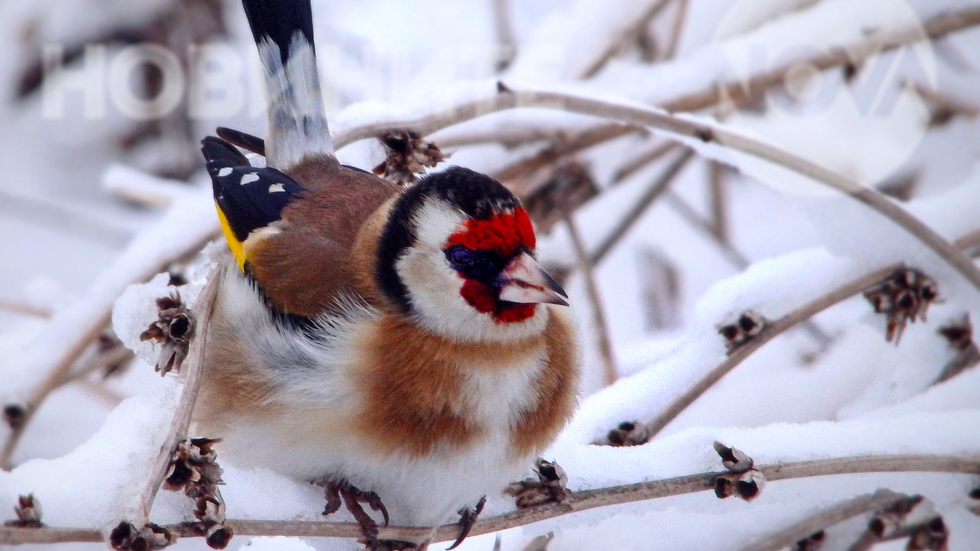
[869,292,892,313]
[164,438,224,497]
[718,311,767,353]
[735,470,766,501]
[605,421,649,447]
[506,459,568,508]
[869,494,923,536]
[373,130,447,186]
[109,521,175,551]
[938,316,973,351]
[713,442,754,473]
[907,517,948,551]
[738,311,765,337]
[2,404,26,430]
[865,269,940,344]
[140,291,195,375]
[714,475,735,499]
[900,269,919,288]
[4,494,43,528]
[205,524,233,549]
[718,324,742,342]
[793,530,825,551]
[713,469,766,501]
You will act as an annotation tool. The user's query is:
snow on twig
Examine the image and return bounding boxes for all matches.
[0,186,217,470]
[2,452,977,546]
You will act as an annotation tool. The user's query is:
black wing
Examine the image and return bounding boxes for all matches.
[202,136,303,245]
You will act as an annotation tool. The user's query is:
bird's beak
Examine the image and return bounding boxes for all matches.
[498,253,569,306]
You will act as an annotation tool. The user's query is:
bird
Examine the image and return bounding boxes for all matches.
[193,0,580,547]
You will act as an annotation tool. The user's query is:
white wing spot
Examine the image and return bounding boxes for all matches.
[241,173,260,185]
[218,167,233,177]
[268,184,286,193]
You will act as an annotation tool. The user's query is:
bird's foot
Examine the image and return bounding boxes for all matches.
[447,496,486,550]
[505,459,568,509]
[315,477,390,550]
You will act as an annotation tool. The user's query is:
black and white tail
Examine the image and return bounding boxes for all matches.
[242,0,333,169]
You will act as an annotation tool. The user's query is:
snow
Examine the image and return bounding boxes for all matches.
[1,0,979,550]
[0,385,180,529]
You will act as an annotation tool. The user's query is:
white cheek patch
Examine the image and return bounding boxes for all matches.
[411,200,466,251]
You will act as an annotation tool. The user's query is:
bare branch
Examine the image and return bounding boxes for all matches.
[0,299,51,319]
[1,192,219,470]
[337,80,980,293]
[334,6,980,150]
[579,0,674,79]
[134,265,223,526]
[660,0,688,61]
[494,124,644,198]
[612,141,679,184]
[707,161,729,243]
[592,148,695,266]
[663,191,749,270]
[735,490,905,551]
[661,6,980,113]
[490,0,517,71]
[2,454,977,546]
[954,229,980,254]
[563,210,618,386]
[645,265,900,437]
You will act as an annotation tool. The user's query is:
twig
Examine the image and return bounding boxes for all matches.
[663,191,749,270]
[491,0,517,71]
[906,80,980,121]
[660,6,980,113]
[663,190,833,351]
[645,265,900,437]
[591,148,695,266]
[707,161,728,243]
[134,264,222,526]
[612,141,679,184]
[954,229,980,253]
[0,299,51,318]
[579,0,674,78]
[734,490,905,551]
[435,127,561,149]
[338,84,980,291]
[660,0,688,61]
[2,454,976,546]
[74,378,128,407]
[494,124,644,198]
[102,164,194,209]
[334,6,980,150]
[563,209,618,386]
[0,190,218,470]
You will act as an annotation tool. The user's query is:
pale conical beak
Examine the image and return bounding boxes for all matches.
[498,253,569,306]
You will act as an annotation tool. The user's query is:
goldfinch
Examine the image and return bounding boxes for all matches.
[194,0,580,546]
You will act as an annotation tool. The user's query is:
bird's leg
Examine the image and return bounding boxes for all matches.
[320,479,342,516]
[314,478,392,550]
[447,496,486,550]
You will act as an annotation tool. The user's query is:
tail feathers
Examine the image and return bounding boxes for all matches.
[242,0,314,66]
[243,0,333,169]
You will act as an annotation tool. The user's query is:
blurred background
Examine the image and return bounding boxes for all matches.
[0,1,979,542]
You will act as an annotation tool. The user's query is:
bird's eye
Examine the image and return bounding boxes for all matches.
[447,246,475,266]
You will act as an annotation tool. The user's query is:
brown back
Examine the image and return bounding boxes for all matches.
[245,155,400,317]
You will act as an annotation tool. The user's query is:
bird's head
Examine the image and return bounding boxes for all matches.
[376,167,568,342]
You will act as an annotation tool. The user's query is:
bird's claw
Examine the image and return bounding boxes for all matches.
[315,477,391,550]
[447,496,486,550]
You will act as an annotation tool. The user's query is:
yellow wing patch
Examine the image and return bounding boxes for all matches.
[216,201,247,272]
